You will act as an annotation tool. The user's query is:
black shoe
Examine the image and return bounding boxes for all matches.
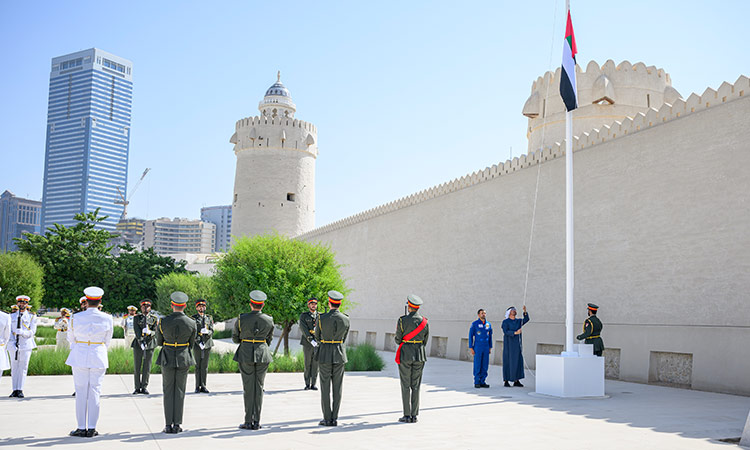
[513,381,524,387]
[310,386,318,391]
[69,428,87,437]
[72,392,76,397]
[195,388,201,393]
[133,389,140,395]
[304,385,310,390]
[239,422,252,430]
[163,425,174,434]
[504,381,511,387]
[85,429,98,438]
[411,416,418,423]
[319,420,329,426]
[16,391,24,398]
[251,421,261,430]
[201,387,210,393]
[141,388,150,395]
[9,390,17,398]
[173,425,183,433]
[481,383,490,388]
[474,384,481,388]
[398,416,410,423]
[330,420,338,427]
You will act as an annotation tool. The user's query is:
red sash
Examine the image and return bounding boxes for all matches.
[395,317,428,364]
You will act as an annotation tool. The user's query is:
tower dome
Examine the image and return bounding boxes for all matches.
[259,71,296,118]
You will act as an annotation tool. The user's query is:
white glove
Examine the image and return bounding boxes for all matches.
[199,342,206,350]
[140,343,146,350]
[200,328,210,335]
[311,340,318,348]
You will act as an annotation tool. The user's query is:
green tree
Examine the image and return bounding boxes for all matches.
[154,272,214,315]
[0,252,44,311]
[15,209,115,309]
[213,234,348,354]
[103,245,189,313]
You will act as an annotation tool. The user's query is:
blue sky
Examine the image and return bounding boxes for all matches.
[1,1,748,228]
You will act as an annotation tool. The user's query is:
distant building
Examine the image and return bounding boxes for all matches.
[115,217,145,249]
[143,217,215,255]
[0,190,42,252]
[40,48,134,232]
[200,205,232,252]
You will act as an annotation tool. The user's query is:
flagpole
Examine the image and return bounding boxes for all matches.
[564,0,575,356]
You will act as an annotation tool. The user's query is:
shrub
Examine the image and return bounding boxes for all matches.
[345,343,385,371]
[0,252,44,311]
[113,326,124,339]
[36,326,58,338]
[213,328,233,340]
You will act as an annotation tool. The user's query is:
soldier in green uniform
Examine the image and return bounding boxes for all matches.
[576,303,604,356]
[299,297,319,390]
[232,290,274,431]
[132,298,158,395]
[192,298,214,393]
[156,292,197,434]
[395,294,429,423]
[315,290,350,427]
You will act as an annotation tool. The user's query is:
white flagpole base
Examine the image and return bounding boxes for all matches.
[535,350,605,398]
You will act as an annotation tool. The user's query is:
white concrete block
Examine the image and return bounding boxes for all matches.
[535,354,605,398]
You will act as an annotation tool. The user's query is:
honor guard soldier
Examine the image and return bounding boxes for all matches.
[0,288,10,386]
[299,296,319,390]
[232,290,274,430]
[124,306,137,349]
[132,298,158,394]
[8,295,37,398]
[66,287,113,438]
[315,290,350,427]
[577,303,604,356]
[54,308,72,351]
[395,295,429,423]
[192,298,214,393]
[156,291,197,434]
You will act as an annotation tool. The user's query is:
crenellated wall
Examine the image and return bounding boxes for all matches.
[298,74,750,395]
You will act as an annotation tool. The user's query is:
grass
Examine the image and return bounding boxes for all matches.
[3,344,385,376]
[37,325,124,338]
[212,329,233,339]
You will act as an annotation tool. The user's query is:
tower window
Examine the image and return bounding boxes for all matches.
[287,193,296,202]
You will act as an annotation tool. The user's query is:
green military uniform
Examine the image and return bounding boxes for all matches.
[299,301,319,389]
[156,292,197,433]
[232,290,274,430]
[132,300,159,394]
[192,300,214,393]
[315,290,350,426]
[395,295,429,423]
[576,303,604,356]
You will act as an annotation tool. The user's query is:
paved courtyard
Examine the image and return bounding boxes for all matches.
[1,348,748,449]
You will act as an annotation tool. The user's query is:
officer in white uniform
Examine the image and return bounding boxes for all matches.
[66,287,114,438]
[8,295,37,398]
[124,306,137,348]
[0,287,11,384]
[55,308,72,351]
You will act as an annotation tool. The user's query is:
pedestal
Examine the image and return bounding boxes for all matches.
[535,347,605,398]
[740,409,750,448]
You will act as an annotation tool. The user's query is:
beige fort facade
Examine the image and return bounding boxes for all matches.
[293,62,750,396]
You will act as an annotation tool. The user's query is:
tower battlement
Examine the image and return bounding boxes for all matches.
[231,115,318,157]
[523,60,681,153]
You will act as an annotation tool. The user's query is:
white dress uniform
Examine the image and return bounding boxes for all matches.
[124,314,136,348]
[55,316,71,351]
[0,311,11,376]
[66,307,114,431]
[8,309,37,392]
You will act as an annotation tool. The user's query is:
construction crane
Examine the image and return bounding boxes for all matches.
[115,168,151,220]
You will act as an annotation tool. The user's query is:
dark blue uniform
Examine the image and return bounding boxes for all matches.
[469,319,493,385]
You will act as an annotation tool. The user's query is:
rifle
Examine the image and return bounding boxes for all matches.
[15,312,21,361]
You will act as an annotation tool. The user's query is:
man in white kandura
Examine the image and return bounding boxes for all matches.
[66,286,114,438]
[8,294,37,398]
[0,287,11,386]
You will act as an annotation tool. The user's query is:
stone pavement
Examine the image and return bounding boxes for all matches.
[1,349,748,449]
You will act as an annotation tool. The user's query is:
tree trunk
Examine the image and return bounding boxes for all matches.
[283,323,293,355]
[273,327,286,355]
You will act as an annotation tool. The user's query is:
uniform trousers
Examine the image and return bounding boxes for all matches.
[10,349,31,390]
[318,362,345,421]
[162,366,189,425]
[472,346,490,385]
[239,361,269,423]
[56,331,70,351]
[302,345,318,387]
[124,333,135,349]
[193,347,210,389]
[133,346,154,390]
[398,360,425,416]
[72,367,106,429]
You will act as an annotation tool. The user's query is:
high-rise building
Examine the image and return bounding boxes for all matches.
[40,48,133,232]
[0,190,42,252]
[200,205,232,252]
[143,217,216,256]
[115,217,145,249]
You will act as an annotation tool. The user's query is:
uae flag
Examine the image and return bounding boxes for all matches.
[560,9,578,112]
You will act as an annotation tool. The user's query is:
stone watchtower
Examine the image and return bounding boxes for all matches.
[230,73,318,239]
[523,60,682,153]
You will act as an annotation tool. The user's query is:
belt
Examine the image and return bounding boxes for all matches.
[75,340,104,345]
[320,340,343,344]
[241,339,266,343]
[404,340,423,343]
[164,342,190,347]
[586,335,601,339]
[309,330,315,334]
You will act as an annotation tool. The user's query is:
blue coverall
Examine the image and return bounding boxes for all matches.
[469,319,493,385]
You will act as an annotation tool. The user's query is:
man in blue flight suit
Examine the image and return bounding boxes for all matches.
[469,308,492,388]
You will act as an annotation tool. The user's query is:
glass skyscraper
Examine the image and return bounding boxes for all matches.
[40,48,133,232]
